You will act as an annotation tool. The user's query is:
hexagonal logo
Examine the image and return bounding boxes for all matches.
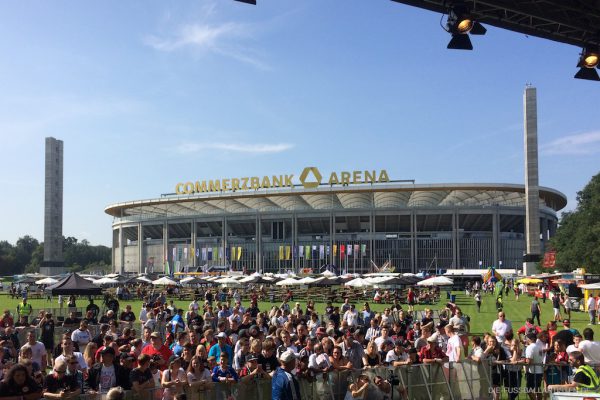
[299,166,322,189]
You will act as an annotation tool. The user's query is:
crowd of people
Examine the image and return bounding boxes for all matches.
[0,283,598,400]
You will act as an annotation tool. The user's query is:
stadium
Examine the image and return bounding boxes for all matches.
[105,167,567,275]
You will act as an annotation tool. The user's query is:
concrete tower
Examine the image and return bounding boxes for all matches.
[523,86,541,275]
[41,137,65,276]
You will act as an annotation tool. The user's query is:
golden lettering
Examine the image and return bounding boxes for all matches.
[352,170,362,184]
[284,175,294,186]
[272,175,282,187]
[364,171,375,183]
[379,170,390,182]
[329,172,339,185]
[250,177,260,189]
[242,177,249,190]
[261,176,271,188]
[231,178,240,191]
[222,179,230,191]
[341,171,350,185]
[184,182,194,194]
[175,183,184,194]
[208,180,221,191]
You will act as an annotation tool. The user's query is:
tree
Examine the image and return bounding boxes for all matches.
[551,172,600,273]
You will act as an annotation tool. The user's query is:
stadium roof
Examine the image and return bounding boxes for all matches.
[105,182,567,219]
[390,0,600,49]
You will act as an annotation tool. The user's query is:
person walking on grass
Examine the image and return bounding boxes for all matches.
[474,291,482,313]
[530,297,541,326]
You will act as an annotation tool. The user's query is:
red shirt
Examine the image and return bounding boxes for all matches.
[141,344,173,370]
[517,324,542,335]
[419,345,446,362]
[0,316,14,328]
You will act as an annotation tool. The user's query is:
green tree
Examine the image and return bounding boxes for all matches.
[551,172,600,273]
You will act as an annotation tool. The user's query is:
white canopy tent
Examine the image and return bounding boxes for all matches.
[344,278,373,288]
[417,276,454,286]
[276,278,302,286]
[152,276,179,286]
[93,277,120,286]
[35,277,59,285]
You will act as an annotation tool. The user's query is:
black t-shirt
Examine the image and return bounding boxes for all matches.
[130,367,153,386]
[247,306,260,318]
[63,317,81,326]
[552,296,560,308]
[258,353,278,374]
[552,329,574,347]
[0,378,40,397]
[40,319,55,340]
[44,372,77,393]
[87,304,100,318]
[120,311,136,322]
[573,370,592,386]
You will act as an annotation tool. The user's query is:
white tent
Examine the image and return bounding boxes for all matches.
[216,277,242,287]
[93,277,120,286]
[417,276,454,286]
[321,270,336,278]
[298,276,318,284]
[152,276,179,286]
[580,283,600,290]
[105,273,121,278]
[344,278,372,288]
[135,276,153,284]
[35,277,59,285]
[180,276,197,284]
[276,278,302,286]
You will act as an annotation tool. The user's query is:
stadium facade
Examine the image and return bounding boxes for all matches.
[105,167,566,275]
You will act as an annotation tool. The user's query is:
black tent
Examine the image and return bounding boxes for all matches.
[45,273,102,295]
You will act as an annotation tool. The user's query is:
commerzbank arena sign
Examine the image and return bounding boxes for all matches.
[175,167,390,195]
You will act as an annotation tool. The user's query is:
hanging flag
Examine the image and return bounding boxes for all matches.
[219,247,224,261]
[183,247,188,261]
[305,246,310,259]
[226,247,231,261]
[279,246,284,261]
[340,244,346,259]
[202,247,207,261]
[293,246,298,260]
[354,244,359,257]
[299,246,304,258]
[195,247,199,258]
[319,245,324,259]
[178,246,183,260]
[164,261,170,275]
[347,245,352,256]
[361,244,367,255]
[333,245,337,256]
[207,247,213,261]
[326,245,330,256]
[237,247,242,261]
[172,247,177,261]
[285,246,291,260]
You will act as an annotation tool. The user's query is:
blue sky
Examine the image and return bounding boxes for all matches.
[1,1,598,247]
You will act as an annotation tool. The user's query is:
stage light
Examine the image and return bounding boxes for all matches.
[445,3,486,50]
[574,47,600,81]
[234,0,256,4]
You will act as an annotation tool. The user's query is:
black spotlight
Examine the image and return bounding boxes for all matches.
[234,0,256,4]
[446,3,486,50]
[574,47,600,81]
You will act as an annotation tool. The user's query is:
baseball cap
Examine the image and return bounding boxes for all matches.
[395,340,404,347]
[316,327,327,335]
[216,332,227,339]
[120,353,135,361]
[427,336,437,343]
[246,354,258,362]
[279,350,296,363]
[150,332,161,339]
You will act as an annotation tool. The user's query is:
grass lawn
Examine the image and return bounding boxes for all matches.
[3,290,600,337]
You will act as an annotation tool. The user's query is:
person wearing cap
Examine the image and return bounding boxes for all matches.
[161,355,187,400]
[341,330,364,369]
[315,326,328,341]
[239,353,269,384]
[272,350,300,400]
[43,359,81,400]
[142,332,173,370]
[117,353,134,390]
[419,336,448,364]
[86,347,127,393]
[207,332,233,367]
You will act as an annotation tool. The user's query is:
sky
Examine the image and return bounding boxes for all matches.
[0,1,599,248]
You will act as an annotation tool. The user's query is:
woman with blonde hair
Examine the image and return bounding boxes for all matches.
[362,340,381,367]
[83,341,98,370]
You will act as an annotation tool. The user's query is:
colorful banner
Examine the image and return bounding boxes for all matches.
[354,244,359,257]
[319,245,324,259]
[172,247,177,261]
[305,246,311,260]
[237,247,242,261]
[340,244,346,259]
[279,246,284,261]
[333,245,337,256]
[202,247,207,261]
[285,246,291,261]
[207,247,213,261]
[347,244,352,256]
[361,244,366,255]
[299,246,304,258]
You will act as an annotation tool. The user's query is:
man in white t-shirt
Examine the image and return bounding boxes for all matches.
[374,326,394,350]
[386,341,410,366]
[587,296,597,325]
[524,333,544,400]
[445,325,463,363]
[343,305,359,328]
[579,328,600,364]
[21,330,47,368]
[71,321,92,351]
[55,335,88,374]
[491,312,512,343]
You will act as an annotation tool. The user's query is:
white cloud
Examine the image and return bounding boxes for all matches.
[175,142,294,155]
[541,131,600,155]
[145,21,269,70]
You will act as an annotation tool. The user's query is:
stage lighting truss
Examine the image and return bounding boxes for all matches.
[574,47,600,81]
[444,3,486,50]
